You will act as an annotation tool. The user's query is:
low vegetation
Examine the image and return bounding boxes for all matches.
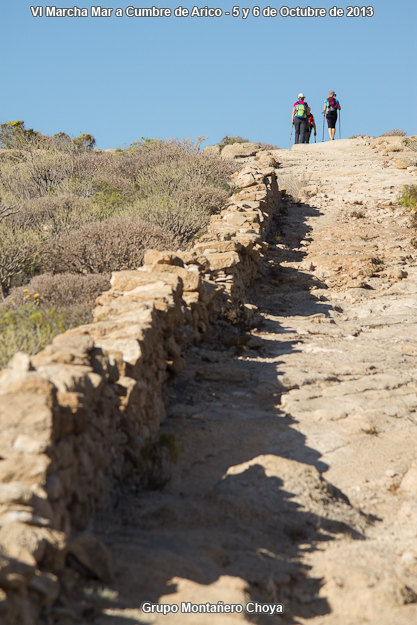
[218,135,249,150]
[379,129,407,137]
[398,185,417,230]
[0,122,238,366]
[404,136,417,152]
[0,294,88,369]
[399,185,417,210]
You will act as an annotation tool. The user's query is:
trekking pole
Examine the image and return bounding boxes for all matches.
[289,124,293,149]
[339,109,342,139]
[322,114,325,142]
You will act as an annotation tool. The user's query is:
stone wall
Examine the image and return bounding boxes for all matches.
[0,152,280,623]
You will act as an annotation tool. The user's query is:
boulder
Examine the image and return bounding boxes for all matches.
[400,462,417,494]
[68,534,114,583]
[221,142,262,159]
[143,249,184,268]
[255,151,279,167]
[201,145,221,157]
[395,157,417,169]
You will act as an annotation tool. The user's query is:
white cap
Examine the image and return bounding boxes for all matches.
[298,93,304,99]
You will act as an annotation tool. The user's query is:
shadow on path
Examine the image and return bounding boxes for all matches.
[68,197,368,625]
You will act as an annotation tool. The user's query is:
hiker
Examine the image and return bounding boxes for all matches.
[323,90,341,140]
[307,111,317,143]
[292,93,310,144]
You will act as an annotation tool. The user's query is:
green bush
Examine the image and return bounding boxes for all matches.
[0,121,39,149]
[398,185,417,230]
[73,133,96,150]
[398,185,417,210]
[0,297,88,368]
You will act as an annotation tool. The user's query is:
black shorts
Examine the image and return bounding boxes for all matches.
[326,112,338,129]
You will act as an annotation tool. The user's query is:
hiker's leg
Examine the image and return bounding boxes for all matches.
[299,120,304,143]
[302,120,309,143]
[327,114,336,140]
[294,119,301,144]
[299,119,307,143]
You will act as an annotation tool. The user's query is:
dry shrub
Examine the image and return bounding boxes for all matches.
[108,141,237,243]
[0,136,236,306]
[404,136,417,153]
[42,215,177,274]
[0,142,107,201]
[131,197,213,243]
[62,150,112,198]
[0,225,41,298]
[379,129,407,137]
[99,138,236,197]
[0,149,77,200]
[0,138,236,245]
[13,194,94,235]
[4,273,110,310]
[128,159,232,242]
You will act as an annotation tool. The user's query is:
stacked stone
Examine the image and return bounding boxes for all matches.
[199,163,278,319]
[0,152,279,623]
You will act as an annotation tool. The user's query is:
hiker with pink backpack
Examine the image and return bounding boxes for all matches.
[323,90,341,140]
[291,93,310,144]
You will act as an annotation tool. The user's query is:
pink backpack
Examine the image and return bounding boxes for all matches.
[327,97,338,111]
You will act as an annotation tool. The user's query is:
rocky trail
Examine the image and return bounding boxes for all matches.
[74,138,417,624]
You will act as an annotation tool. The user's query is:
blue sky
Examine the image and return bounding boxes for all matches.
[1,1,416,148]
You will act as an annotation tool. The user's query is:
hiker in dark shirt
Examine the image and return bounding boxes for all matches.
[323,90,341,140]
[291,93,310,144]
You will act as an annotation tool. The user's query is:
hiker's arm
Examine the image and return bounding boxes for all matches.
[291,106,295,124]
[313,121,317,133]
[322,104,326,115]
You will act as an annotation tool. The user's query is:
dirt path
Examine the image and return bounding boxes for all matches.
[78,139,417,624]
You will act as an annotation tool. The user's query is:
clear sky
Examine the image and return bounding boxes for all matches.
[1,1,416,149]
